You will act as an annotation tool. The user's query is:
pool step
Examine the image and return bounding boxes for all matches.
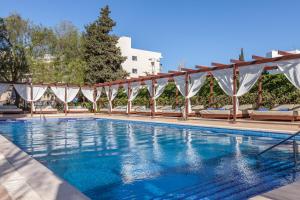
[151,159,295,200]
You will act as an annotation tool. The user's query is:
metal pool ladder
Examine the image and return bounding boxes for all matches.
[257,130,300,167]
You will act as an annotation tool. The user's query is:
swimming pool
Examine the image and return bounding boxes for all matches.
[0,118,298,199]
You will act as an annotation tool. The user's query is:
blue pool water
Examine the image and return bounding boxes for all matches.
[0,118,299,199]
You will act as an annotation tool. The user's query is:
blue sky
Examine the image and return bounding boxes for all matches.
[1,0,300,72]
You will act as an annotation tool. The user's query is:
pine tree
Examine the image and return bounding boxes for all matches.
[239,48,245,61]
[83,5,127,83]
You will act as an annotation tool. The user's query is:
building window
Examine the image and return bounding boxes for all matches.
[132,68,138,74]
[132,56,137,61]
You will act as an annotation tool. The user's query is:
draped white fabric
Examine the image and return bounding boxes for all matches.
[13,84,31,101]
[154,78,169,99]
[173,75,186,97]
[275,58,300,89]
[104,86,110,99]
[187,72,207,98]
[96,87,102,101]
[32,85,48,101]
[211,68,234,96]
[144,80,153,96]
[14,84,47,102]
[66,87,79,103]
[123,83,129,97]
[187,72,207,113]
[129,82,141,101]
[237,64,265,97]
[110,85,119,101]
[173,73,207,113]
[81,87,94,102]
[0,83,9,96]
[50,86,66,102]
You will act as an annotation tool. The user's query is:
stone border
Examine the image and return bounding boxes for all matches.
[0,135,89,200]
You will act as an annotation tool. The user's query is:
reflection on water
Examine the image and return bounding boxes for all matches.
[0,119,295,199]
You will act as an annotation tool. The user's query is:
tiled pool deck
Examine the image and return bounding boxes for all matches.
[0,113,300,199]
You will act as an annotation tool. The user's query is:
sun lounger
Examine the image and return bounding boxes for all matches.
[0,105,23,114]
[200,104,253,119]
[67,106,89,113]
[250,104,299,121]
[33,105,58,114]
[190,105,205,116]
[155,105,182,117]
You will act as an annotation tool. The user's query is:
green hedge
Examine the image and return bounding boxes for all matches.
[92,73,300,110]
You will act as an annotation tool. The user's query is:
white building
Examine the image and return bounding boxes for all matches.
[117,36,162,78]
[266,49,300,74]
[266,49,300,58]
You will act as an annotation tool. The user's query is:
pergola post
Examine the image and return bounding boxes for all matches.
[232,65,238,122]
[127,82,131,115]
[93,86,96,113]
[108,84,112,115]
[64,85,67,116]
[209,73,214,106]
[258,75,263,107]
[30,83,33,117]
[151,78,155,118]
[175,87,179,107]
[184,73,189,119]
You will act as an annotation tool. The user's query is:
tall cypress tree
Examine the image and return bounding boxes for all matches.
[83,5,127,83]
[239,48,245,61]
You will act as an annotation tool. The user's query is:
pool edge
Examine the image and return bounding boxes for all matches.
[0,135,90,200]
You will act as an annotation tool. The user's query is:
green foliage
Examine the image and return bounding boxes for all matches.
[83,5,128,83]
[0,16,29,82]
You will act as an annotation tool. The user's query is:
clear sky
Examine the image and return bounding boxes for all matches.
[1,0,300,72]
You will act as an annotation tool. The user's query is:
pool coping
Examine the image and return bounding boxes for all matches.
[0,135,90,200]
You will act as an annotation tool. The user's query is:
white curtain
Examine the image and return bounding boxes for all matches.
[187,72,207,98]
[32,85,48,101]
[110,85,119,101]
[13,84,31,101]
[0,83,10,96]
[153,78,169,112]
[129,82,141,101]
[187,72,207,113]
[104,86,110,100]
[237,64,265,97]
[154,78,169,99]
[66,87,79,103]
[173,73,207,113]
[275,58,300,89]
[107,84,119,111]
[14,84,47,102]
[81,87,94,103]
[173,75,186,96]
[96,87,102,101]
[211,68,234,96]
[123,83,129,96]
[144,80,153,96]
[51,86,66,102]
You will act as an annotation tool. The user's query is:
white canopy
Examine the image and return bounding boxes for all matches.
[14,84,48,102]
[0,83,10,96]
[173,73,207,113]
[275,58,300,89]
[50,86,66,102]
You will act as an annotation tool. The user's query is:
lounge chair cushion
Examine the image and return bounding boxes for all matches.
[271,104,294,111]
[251,110,295,116]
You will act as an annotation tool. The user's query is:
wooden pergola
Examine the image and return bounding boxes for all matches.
[95,51,300,121]
[1,50,299,121]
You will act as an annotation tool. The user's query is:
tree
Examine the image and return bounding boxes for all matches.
[239,48,245,61]
[83,5,127,83]
[0,15,29,82]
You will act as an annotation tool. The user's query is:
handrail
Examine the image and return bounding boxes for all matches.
[257,130,300,157]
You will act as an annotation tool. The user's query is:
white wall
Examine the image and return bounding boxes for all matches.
[117,36,162,78]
